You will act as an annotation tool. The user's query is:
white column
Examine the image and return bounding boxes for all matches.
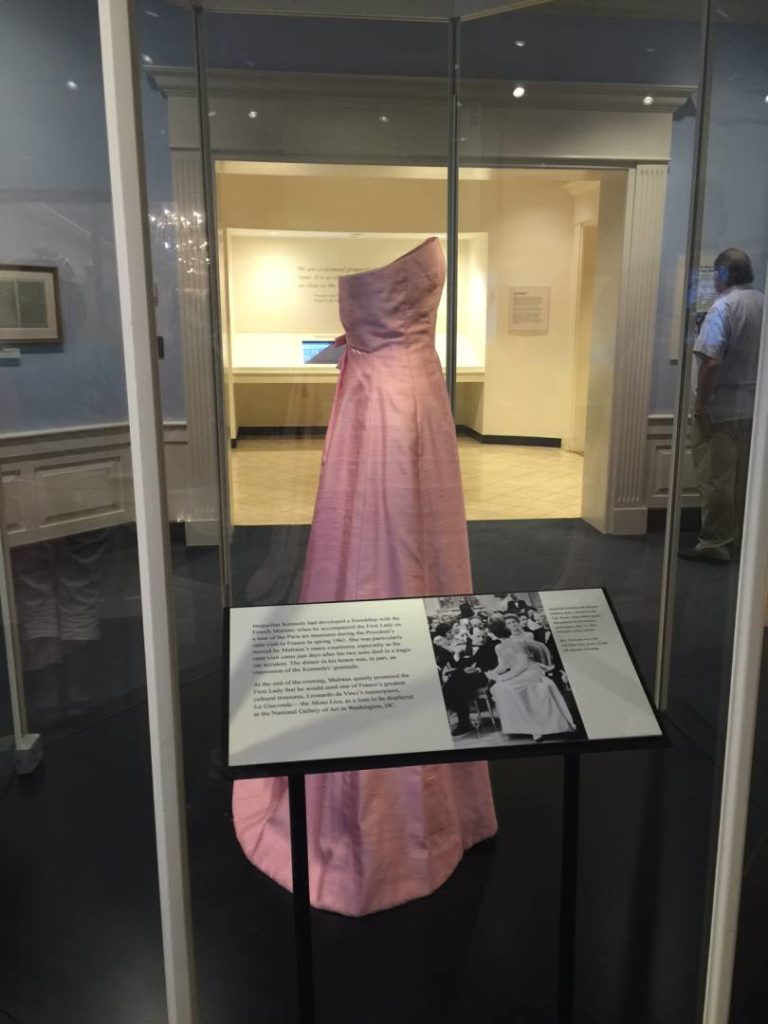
[97,3,198,1021]
[582,164,668,535]
[702,265,768,1023]
[610,164,668,533]
[171,151,222,544]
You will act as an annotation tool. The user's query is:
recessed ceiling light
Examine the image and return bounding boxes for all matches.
[66,79,78,90]
[379,114,390,123]
[764,94,768,103]
[515,39,526,48]
[512,85,526,99]
[248,109,258,119]
[141,53,154,64]
[642,95,654,106]
[208,110,217,117]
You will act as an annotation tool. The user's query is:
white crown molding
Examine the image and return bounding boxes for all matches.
[149,66,694,115]
[168,0,551,20]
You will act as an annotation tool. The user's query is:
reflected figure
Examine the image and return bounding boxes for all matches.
[681,248,764,564]
[13,529,108,718]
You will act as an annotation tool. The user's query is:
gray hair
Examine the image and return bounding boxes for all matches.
[715,247,754,287]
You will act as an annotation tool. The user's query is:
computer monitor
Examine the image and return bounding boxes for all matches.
[302,340,342,364]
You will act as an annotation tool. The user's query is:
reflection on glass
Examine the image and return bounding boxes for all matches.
[0,1,162,1020]
[13,529,110,726]
[456,5,711,1023]
[680,249,762,564]
[664,4,768,1019]
[136,1,226,682]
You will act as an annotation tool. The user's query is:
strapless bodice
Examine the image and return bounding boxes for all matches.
[338,236,445,353]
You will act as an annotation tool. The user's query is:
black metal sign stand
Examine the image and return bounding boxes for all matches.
[286,752,582,1024]
[288,774,316,1024]
[224,593,665,1023]
[558,753,580,1024]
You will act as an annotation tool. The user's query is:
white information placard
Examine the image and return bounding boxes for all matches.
[227,588,662,770]
[508,285,550,333]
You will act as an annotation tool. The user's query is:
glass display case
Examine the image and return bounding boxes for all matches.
[2,1,768,1021]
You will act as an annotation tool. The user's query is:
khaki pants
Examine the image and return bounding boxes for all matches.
[689,415,753,553]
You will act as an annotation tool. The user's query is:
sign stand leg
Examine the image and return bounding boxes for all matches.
[558,753,580,1024]
[288,773,315,1024]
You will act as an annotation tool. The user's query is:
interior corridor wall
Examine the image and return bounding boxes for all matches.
[220,170,583,442]
[462,175,583,441]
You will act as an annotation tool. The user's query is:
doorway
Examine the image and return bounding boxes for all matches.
[216,161,613,526]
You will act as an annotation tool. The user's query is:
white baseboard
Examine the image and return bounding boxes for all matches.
[610,505,649,535]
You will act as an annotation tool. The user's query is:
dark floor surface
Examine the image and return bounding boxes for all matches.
[1,518,767,1023]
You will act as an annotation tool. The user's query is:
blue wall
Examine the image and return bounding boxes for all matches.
[0,0,187,434]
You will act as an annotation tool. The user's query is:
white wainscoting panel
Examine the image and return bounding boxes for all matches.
[646,413,700,509]
[0,423,188,547]
[2,416,692,543]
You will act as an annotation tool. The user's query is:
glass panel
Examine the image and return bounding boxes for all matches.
[136,2,227,687]
[672,3,768,1019]
[209,11,453,1017]
[733,635,768,1021]
[204,12,450,613]
[142,7,457,1021]
[458,3,708,1021]
[0,547,16,793]
[0,0,162,1019]
[666,0,766,740]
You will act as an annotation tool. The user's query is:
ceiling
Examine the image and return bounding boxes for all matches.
[173,0,768,23]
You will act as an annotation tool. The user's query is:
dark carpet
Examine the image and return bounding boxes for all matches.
[0,518,766,1023]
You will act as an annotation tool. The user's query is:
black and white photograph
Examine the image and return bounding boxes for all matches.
[423,592,586,749]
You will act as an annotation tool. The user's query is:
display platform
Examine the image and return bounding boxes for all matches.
[223,587,665,779]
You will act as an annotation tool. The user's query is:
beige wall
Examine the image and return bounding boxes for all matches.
[218,173,446,235]
[460,175,587,439]
[235,381,336,428]
[219,168,593,439]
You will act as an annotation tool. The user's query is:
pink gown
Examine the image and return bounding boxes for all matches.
[232,237,498,916]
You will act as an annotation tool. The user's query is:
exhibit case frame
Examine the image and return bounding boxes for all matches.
[2,0,767,1021]
[127,6,768,1023]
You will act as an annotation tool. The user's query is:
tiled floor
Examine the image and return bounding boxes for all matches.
[230,436,584,525]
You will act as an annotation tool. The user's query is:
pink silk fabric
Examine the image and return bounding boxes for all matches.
[232,237,497,916]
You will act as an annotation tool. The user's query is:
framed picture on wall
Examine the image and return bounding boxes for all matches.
[0,265,61,342]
